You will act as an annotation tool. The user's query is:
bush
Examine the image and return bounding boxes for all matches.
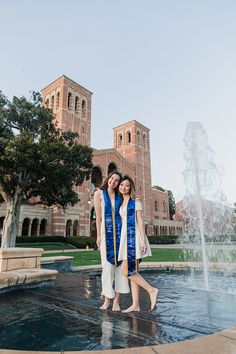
[231,234,236,242]
[0,235,96,248]
[147,235,178,244]
[66,236,96,249]
[15,236,66,243]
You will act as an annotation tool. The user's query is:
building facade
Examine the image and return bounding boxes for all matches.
[0,75,183,238]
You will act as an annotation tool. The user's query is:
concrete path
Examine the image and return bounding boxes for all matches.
[44,242,236,253]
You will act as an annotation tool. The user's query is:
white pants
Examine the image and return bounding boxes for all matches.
[101,259,130,299]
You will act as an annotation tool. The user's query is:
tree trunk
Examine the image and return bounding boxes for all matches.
[1,198,21,248]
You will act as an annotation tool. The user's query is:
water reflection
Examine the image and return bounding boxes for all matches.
[100,311,159,349]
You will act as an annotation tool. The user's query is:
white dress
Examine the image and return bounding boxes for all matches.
[98,189,130,298]
[118,199,152,262]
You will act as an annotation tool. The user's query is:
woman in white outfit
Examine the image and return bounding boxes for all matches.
[118,175,159,312]
[94,171,129,311]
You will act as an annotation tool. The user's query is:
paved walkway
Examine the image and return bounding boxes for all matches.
[44,242,236,253]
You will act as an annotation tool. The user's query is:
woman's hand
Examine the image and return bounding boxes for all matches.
[96,235,101,249]
[141,239,146,254]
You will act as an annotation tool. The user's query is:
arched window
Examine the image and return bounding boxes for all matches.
[145,225,148,235]
[45,99,49,108]
[162,201,166,213]
[0,217,5,236]
[75,96,79,113]
[143,133,147,148]
[67,92,72,109]
[90,208,97,237]
[81,125,85,134]
[56,92,60,109]
[51,95,54,110]
[91,166,103,187]
[126,130,131,144]
[154,200,158,212]
[22,218,30,236]
[73,220,79,236]
[117,134,122,148]
[108,162,117,175]
[137,130,141,145]
[66,220,72,237]
[90,207,96,220]
[31,218,39,236]
[40,219,47,236]
[82,100,86,118]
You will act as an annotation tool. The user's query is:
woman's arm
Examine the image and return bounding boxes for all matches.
[94,190,102,248]
[136,209,147,254]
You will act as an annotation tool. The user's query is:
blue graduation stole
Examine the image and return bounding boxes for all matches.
[103,189,122,266]
[127,198,137,276]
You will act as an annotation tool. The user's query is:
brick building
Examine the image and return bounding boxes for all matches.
[0,75,183,238]
[174,197,236,236]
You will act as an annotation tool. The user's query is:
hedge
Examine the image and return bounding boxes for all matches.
[0,235,96,249]
[147,235,178,244]
[65,237,96,249]
[15,236,66,243]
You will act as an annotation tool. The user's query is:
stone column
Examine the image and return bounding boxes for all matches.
[28,220,32,237]
[37,221,40,236]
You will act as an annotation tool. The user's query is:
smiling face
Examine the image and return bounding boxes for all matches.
[107,173,121,190]
[119,179,131,196]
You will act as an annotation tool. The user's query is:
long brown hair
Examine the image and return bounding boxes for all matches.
[119,175,136,199]
[100,171,122,193]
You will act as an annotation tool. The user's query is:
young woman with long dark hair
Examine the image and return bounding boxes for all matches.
[94,171,129,311]
[118,175,159,312]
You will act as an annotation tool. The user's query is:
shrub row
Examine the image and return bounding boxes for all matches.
[14,236,96,249]
[2,233,234,247]
[65,236,96,249]
[147,235,179,244]
[15,236,66,243]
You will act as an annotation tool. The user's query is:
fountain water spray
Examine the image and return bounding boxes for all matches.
[182,122,234,291]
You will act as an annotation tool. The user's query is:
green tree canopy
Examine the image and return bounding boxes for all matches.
[0,91,93,247]
[167,190,176,220]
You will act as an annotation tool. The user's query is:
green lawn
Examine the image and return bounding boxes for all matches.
[42,248,236,267]
[42,248,185,266]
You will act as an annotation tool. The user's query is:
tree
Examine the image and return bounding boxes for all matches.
[153,185,165,192]
[0,91,93,247]
[153,185,176,220]
[167,190,176,220]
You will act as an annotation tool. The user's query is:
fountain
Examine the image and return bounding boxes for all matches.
[0,269,236,352]
[0,122,235,352]
[182,122,235,291]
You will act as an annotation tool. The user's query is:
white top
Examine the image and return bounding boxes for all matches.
[118,199,152,261]
[98,189,115,261]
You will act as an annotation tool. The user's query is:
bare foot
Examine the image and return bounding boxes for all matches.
[112,301,120,312]
[150,288,159,311]
[99,301,110,310]
[122,305,140,313]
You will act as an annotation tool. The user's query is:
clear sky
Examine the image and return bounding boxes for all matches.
[1,0,236,205]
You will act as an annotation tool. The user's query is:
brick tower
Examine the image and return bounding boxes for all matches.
[113,120,153,230]
[41,75,93,236]
[41,75,92,145]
